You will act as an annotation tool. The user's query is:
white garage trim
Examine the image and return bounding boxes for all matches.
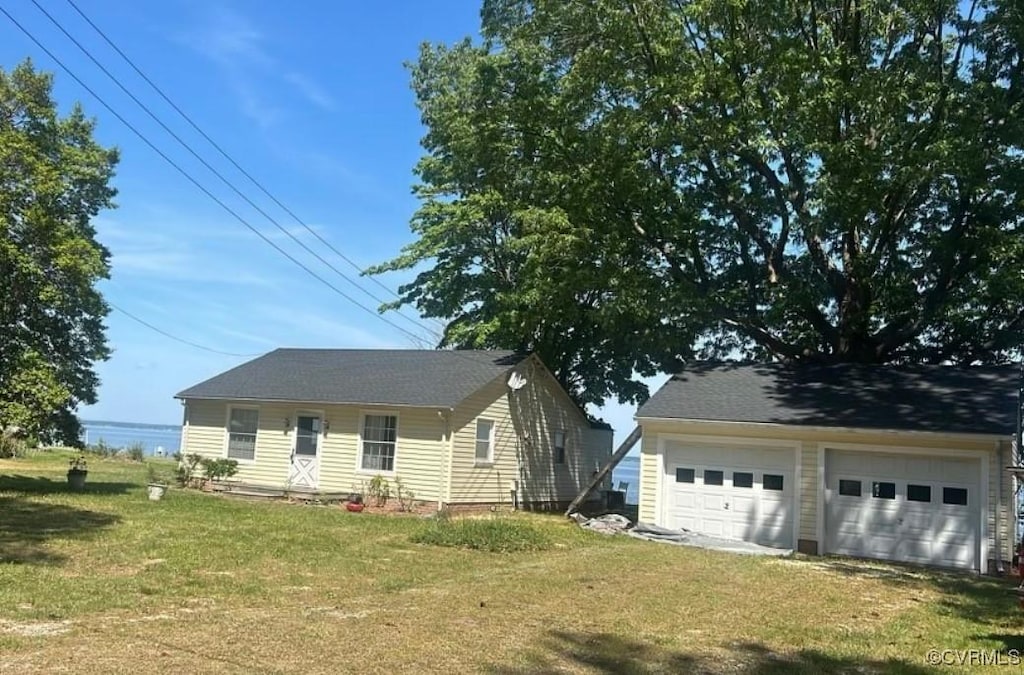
[655,433,801,550]
[821,441,990,571]
[816,445,825,549]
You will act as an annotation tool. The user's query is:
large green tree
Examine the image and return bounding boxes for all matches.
[0,60,118,444]
[374,0,1024,406]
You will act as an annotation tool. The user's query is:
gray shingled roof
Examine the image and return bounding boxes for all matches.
[176,349,526,408]
[637,362,1020,436]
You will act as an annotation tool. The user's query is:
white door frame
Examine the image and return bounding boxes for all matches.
[656,434,802,550]
[818,442,989,571]
[290,410,324,489]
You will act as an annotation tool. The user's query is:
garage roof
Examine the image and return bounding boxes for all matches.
[637,362,1021,436]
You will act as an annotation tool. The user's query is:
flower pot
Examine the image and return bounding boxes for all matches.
[345,501,365,513]
[67,469,87,491]
[147,483,168,501]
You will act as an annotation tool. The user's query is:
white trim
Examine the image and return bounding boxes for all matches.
[821,441,988,572]
[223,404,260,464]
[815,445,825,548]
[355,409,400,477]
[793,446,802,548]
[634,416,1009,443]
[474,417,496,466]
[656,433,801,550]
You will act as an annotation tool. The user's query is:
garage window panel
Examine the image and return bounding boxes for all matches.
[675,468,695,483]
[704,470,724,486]
[872,481,896,500]
[838,479,862,497]
[763,474,784,491]
[733,472,754,488]
[907,484,932,502]
[943,487,968,506]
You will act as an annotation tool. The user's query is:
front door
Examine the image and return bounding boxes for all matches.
[289,414,321,488]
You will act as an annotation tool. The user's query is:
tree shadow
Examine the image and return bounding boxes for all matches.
[0,496,120,564]
[0,474,136,495]
[486,632,936,674]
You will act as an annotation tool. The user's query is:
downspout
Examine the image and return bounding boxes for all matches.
[438,408,455,511]
[996,440,1005,574]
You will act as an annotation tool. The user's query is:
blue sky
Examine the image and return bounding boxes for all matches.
[1,0,665,446]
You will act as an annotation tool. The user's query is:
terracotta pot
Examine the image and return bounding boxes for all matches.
[345,502,365,513]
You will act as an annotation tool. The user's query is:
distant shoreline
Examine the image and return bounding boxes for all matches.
[82,420,181,431]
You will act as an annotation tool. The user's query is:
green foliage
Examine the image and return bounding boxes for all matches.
[67,455,87,473]
[368,474,391,507]
[411,517,552,553]
[199,457,239,482]
[373,1,1024,405]
[0,60,119,444]
[394,476,417,512]
[126,443,145,463]
[84,438,116,458]
[175,453,203,487]
[0,431,26,458]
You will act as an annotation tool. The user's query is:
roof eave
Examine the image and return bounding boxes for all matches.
[176,394,456,409]
[633,415,1011,442]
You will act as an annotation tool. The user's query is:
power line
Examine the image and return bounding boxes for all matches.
[60,0,449,337]
[27,0,438,345]
[0,5,437,348]
[109,303,261,357]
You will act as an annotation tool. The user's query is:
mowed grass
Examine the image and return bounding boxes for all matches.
[1,452,1022,674]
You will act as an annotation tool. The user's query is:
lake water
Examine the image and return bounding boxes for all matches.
[612,455,640,505]
[81,421,181,457]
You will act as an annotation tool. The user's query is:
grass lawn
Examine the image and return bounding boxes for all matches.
[1,451,1022,674]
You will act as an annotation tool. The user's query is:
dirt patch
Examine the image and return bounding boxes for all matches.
[0,619,72,637]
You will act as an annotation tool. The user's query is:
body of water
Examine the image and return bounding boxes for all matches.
[612,455,640,505]
[81,421,182,457]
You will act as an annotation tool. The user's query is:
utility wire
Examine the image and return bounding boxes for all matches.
[0,5,435,347]
[60,0,449,337]
[26,0,439,346]
[110,303,262,357]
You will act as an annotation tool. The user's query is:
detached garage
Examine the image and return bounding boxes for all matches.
[636,363,1020,573]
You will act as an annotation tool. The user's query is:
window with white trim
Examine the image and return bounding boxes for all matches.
[475,419,495,464]
[227,407,258,461]
[553,430,566,464]
[361,414,397,472]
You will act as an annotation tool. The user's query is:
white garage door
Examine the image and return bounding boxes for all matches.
[662,444,796,549]
[825,450,981,570]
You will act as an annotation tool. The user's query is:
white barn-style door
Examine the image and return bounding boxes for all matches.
[289,414,321,489]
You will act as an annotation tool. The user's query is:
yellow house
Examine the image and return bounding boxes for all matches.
[635,363,1020,573]
[176,349,613,509]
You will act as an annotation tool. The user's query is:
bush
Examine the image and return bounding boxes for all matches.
[0,433,26,458]
[199,457,239,482]
[411,517,552,553]
[368,475,390,507]
[127,442,145,462]
[85,438,116,458]
[176,453,203,487]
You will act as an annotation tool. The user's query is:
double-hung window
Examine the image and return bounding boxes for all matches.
[227,407,258,461]
[361,414,397,472]
[475,419,495,464]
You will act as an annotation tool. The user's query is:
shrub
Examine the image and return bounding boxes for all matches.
[368,474,390,507]
[86,438,115,458]
[127,442,145,462]
[199,457,239,482]
[411,517,552,553]
[394,476,416,512]
[0,433,26,458]
[176,453,203,487]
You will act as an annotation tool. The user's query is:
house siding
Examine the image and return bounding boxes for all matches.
[637,419,1013,568]
[447,360,613,505]
[182,399,446,502]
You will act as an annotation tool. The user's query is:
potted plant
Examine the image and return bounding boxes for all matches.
[67,455,88,491]
[146,465,169,501]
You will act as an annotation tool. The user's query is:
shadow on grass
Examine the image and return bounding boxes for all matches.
[809,556,1022,628]
[0,496,121,564]
[487,633,935,674]
[0,474,136,495]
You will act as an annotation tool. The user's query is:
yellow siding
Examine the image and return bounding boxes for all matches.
[637,419,1012,562]
[447,359,612,504]
[182,399,446,501]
